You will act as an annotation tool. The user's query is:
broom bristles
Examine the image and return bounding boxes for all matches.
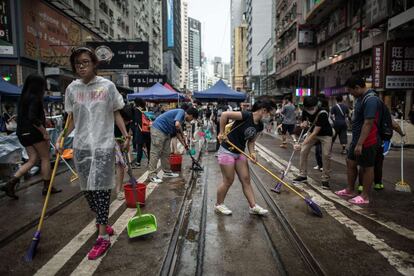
[395,181,412,193]
[24,231,41,262]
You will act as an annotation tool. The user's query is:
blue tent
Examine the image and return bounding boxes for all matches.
[44,95,63,102]
[193,79,246,102]
[127,83,186,102]
[0,78,22,96]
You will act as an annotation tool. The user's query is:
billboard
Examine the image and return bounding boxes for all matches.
[21,0,100,67]
[372,44,384,89]
[87,42,149,70]
[385,41,414,89]
[0,0,14,55]
[295,88,311,97]
[128,74,166,87]
[167,0,174,48]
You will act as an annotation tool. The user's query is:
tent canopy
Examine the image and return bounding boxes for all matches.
[0,78,22,96]
[127,83,185,102]
[193,79,246,102]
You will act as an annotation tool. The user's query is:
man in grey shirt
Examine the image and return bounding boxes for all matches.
[280,96,296,148]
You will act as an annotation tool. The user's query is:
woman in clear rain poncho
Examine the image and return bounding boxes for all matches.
[56,47,130,260]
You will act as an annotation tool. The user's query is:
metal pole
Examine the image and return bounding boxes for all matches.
[358,3,363,71]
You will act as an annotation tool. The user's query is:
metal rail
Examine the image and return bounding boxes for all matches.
[250,168,327,276]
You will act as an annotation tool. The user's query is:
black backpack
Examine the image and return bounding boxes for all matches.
[362,91,393,141]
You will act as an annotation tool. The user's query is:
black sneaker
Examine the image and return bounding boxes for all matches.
[132,162,141,169]
[293,176,307,183]
[321,181,330,190]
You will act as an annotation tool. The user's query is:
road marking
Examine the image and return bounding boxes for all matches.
[35,168,159,276]
[256,142,414,242]
[255,145,414,275]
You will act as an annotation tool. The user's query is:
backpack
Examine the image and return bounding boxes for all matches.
[141,113,151,133]
[362,91,393,141]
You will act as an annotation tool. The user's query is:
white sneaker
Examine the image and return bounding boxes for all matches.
[164,172,179,178]
[249,204,269,216]
[313,165,320,170]
[150,176,163,183]
[215,204,232,215]
[117,191,125,201]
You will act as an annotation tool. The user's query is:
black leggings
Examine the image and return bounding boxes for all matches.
[136,132,151,163]
[315,142,323,168]
[84,190,111,225]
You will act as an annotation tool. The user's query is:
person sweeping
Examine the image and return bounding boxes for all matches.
[56,47,130,260]
[216,100,274,216]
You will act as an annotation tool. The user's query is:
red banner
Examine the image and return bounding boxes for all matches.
[372,44,384,89]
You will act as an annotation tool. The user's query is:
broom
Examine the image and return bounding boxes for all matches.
[395,119,411,193]
[24,115,71,262]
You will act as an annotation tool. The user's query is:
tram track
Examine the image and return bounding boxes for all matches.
[250,167,327,276]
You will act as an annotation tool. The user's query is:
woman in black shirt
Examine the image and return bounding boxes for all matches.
[1,74,61,199]
[215,100,274,216]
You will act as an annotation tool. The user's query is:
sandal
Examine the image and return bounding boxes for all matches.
[348,195,369,205]
[334,189,354,198]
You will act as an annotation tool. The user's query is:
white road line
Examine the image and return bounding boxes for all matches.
[255,145,414,275]
[256,142,414,241]
[35,168,159,276]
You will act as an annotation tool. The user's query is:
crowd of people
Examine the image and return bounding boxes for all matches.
[0,46,411,260]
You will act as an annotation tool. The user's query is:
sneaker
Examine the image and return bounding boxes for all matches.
[132,162,141,169]
[374,183,384,191]
[96,225,115,236]
[357,185,363,193]
[87,237,110,260]
[341,149,347,155]
[293,176,307,183]
[313,165,320,170]
[163,172,179,178]
[149,176,163,183]
[117,191,125,201]
[249,204,269,216]
[280,143,287,148]
[321,181,330,190]
[215,204,232,215]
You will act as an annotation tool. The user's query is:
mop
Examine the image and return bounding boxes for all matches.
[395,119,411,193]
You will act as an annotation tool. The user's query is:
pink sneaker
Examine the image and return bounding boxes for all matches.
[88,237,110,260]
[96,224,115,236]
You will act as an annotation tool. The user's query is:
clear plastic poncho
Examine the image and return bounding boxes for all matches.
[65,76,124,191]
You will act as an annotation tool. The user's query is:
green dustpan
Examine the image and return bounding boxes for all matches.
[127,202,157,238]
[123,151,157,238]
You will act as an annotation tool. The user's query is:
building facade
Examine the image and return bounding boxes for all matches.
[233,22,248,91]
[188,17,201,91]
[180,0,189,90]
[162,0,182,88]
[230,0,246,88]
[245,0,272,97]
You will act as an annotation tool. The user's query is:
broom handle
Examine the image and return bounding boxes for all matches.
[401,119,404,182]
[37,114,71,232]
[225,140,306,200]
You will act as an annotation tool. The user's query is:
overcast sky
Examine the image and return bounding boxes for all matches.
[187,0,231,63]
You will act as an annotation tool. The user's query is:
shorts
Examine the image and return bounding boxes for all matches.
[217,146,247,165]
[347,144,377,168]
[281,124,295,135]
[18,131,44,147]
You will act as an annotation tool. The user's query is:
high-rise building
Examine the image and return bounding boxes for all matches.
[188,17,202,70]
[230,0,246,88]
[163,0,182,88]
[213,57,223,78]
[233,21,248,91]
[245,0,272,96]
[180,0,189,90]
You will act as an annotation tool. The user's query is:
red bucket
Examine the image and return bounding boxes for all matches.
[169,154,182,172]
[124,183,146,208]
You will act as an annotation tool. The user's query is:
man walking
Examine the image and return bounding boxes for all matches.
[335,76,380,204]
[331,95,350,154]
[147,107,199,183]
[279,96,296,148]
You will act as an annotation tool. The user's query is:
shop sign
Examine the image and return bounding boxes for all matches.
[366,0,389,27]
[386,41,414,89]
[322,86,347,96]
[87,42,149,70]
[128,74,166,87]
[0,0,14,55]
[372,44,384,89]
[22,0,100,67]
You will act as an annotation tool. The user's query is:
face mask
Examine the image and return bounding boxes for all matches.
[306,108,317,115]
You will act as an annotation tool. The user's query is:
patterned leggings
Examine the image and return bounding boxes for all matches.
[83,190,111,225]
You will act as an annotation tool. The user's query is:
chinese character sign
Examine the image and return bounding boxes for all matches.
[386,41,414,89]
[372,44,384,89]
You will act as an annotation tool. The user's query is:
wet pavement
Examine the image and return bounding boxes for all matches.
[0,137,413,275]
